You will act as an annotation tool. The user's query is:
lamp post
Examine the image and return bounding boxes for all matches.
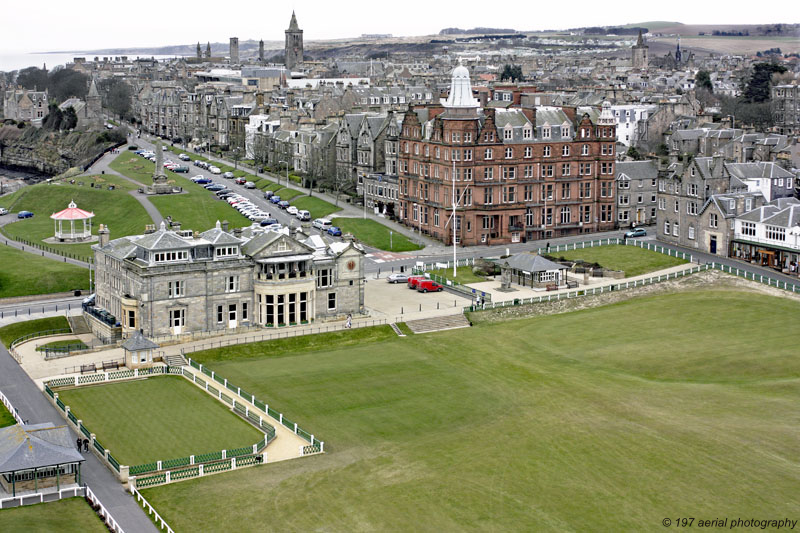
[278,160,289,186]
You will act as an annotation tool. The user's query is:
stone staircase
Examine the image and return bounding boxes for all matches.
[405,313,471,334]
[163,354,186,367]
[67,315,91,335]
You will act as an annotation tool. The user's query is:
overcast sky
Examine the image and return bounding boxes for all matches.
[4,0,791,52]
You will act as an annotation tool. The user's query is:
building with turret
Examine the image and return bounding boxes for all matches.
[631,30,648,70]
[285,11,303,71]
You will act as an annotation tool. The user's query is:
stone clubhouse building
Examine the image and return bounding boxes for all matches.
[90,221,365,339]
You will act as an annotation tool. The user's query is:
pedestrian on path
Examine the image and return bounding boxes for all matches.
[83,438,89,453]
[76,437,82,452]
[346,314,352,329]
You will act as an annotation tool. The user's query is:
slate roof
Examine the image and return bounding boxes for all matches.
[0,423,84,473]
[502,253,566,274]
[726,162,793,181]
[120,330,159,351]
[616,161,657,181]
[134,224,194,251]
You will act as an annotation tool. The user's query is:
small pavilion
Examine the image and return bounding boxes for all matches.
[50,200,95,242]
[121,330,159,369]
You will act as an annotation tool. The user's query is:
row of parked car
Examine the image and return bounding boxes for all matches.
[133,149,189,173]
[385,273,444,293]
[191,158,223,175]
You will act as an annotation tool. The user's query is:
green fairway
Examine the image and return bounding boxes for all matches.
[332,218,422,251]
[289,195,342,219]
[0,246,88,300]
[0,316,71,348]
[56,376,263,466]
[0,497,108,532]
[553,244,687,277]
[0,175,153,258]
[143,288,800,531]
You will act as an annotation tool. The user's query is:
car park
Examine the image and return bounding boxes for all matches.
[417,280,444,293]
[327,226,342,237]
[624,228,647,238]
[312,218,332,231]
[17,211,34,218]
[386,273,409,284]
[286,206,298,216]
[223,172,235,179]
[296,210,311,221]
[244,181,256,189]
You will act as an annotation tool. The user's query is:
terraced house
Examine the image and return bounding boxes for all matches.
[91,222,365,339]
[398,65,617,245]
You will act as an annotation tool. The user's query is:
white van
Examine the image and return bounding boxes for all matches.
[312,218,332,231]
[296,210,311,221]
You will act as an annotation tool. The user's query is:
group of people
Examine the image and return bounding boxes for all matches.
[76,437,89,453]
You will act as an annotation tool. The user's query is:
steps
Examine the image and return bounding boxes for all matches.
[405,313,471,334]
[390,323,406,337]
[163,354,186,367]
[67,315,91,335]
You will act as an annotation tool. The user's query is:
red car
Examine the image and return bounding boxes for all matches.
[407,276,426,289]
[417,279,443,293]
[235,177,247,185]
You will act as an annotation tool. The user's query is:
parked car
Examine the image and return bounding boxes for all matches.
[259,218,279,226]
[209,166,222,174]
[278,200,290,209]
[215,189,233,196]
[386,273,409,284]
[244,181,256,189]
[223,172,235,179]
[206,184,226,192]
[286,206,298,216]
[296,210,311,221]
[17,210,34,218]
[172,165,190,173]
[178,153,191,161]
[624,228,647,238]
[407,276,426,289]
[312,218,332,230]
[417,279,444,293]
[161,145,167,151]
[0,208,8,216]
[263,190,274,199]
[327,226,342,237]
[270,195,281,204]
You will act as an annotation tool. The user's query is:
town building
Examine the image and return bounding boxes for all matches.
[285,11,303,72]
[731,197,800,272]
[91,221,365,339]
[631,30,649,70]
[615,160,658,227]
[398,66,617,246]
[772,83,800,135]
[3,88,48,124]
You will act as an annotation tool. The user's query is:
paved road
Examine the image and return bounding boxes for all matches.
[0,295,83,323]
[0,342,158,532]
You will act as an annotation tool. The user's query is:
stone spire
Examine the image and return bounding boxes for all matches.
[197,42,201,58]
[87,77,100,98]
[288,10,300,31]
[259,40,264,62]
[206,42,211,58]
[636,29,644,47]
[153,140,167,184]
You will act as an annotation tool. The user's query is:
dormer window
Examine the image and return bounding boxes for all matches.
[522,126,532,139]
[561,126,570,137]
[215,246,238,258]
[154,250,188,263]
[504,127,513,140]
[542,126,551,139]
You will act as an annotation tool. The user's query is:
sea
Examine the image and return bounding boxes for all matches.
[0,52,185,72]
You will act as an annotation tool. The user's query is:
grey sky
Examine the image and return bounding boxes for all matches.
[4,0,790,52]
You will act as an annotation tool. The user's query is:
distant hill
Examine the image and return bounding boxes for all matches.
[439,27,517,35]
[617,21,800,37]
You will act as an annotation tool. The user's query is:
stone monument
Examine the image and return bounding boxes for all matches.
[146,141,178,194]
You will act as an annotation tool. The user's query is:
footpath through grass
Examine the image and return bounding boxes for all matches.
[143,288,800,531]
[56,376,263,466]
[0,316,71,348]
[332,217,422,251]
[0,175,152,258]
[0,246,87,300]
[0,497,108,532]
[552,244,687,277]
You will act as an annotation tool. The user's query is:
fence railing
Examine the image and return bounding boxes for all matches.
[180,318,387,357]
[10,328,72,350]
[710,262,800,293]
[85,484,126,533]
[465,264,709,312]
[1,233,94,265]
[187,358,323,453]
[130,485,174,533]
[0,485,84,510]
[0,388,24,425]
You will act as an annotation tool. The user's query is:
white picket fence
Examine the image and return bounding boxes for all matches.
[130,484,174,533]
[85,484,126,533]
[0,388,23,424]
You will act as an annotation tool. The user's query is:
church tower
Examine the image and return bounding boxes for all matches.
[675,37,682,63]
[285,11,303,71]
[86,77,102,129]
[631,29,648,70]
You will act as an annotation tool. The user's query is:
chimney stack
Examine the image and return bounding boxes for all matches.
[222,220,229,232]
[98,224,110,247]
[233,227,243,239]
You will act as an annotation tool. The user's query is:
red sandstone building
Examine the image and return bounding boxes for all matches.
[398,66,617,246]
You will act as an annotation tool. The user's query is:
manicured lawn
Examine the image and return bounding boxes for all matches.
[148,180,251,232]
[143,288,800,531]
[0,401,16,428]
[289,195,342,219]
[0,316,71,348]
[272,187,304,201]
[35,339,88,352]
[0,246,88,300]
[0,176,153,258]
[56,376,264,466]
[331,218,422,251]
[427,265,487,284]
[0,497,108,532]
[108,152,166,185]
[554,244,687,277]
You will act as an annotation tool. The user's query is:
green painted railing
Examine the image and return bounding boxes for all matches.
[108,454,121,472]
[130,462,159,476]
[135,472,166,488]
[162,456,191,469]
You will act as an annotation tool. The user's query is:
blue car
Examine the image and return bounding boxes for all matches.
[327,226,342,237]
[624,228,647,238]
[270,195,281,204]
[17,211,34,219]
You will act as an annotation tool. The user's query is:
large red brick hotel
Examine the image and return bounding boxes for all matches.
[398,66,617,245]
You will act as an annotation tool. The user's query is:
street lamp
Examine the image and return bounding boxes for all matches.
[278,160,289,186]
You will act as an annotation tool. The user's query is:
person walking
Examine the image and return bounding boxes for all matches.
[83,439,89,453]
[76,437,82,452]
[346,314,352,329]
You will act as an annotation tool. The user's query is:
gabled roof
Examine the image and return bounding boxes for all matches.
[0,423,84,473]
[134,223,193,251]
[726,162,793,181]
[502,253,566,274]
[616,161,657,181]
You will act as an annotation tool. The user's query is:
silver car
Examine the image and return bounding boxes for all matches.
[386,273,410,283]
